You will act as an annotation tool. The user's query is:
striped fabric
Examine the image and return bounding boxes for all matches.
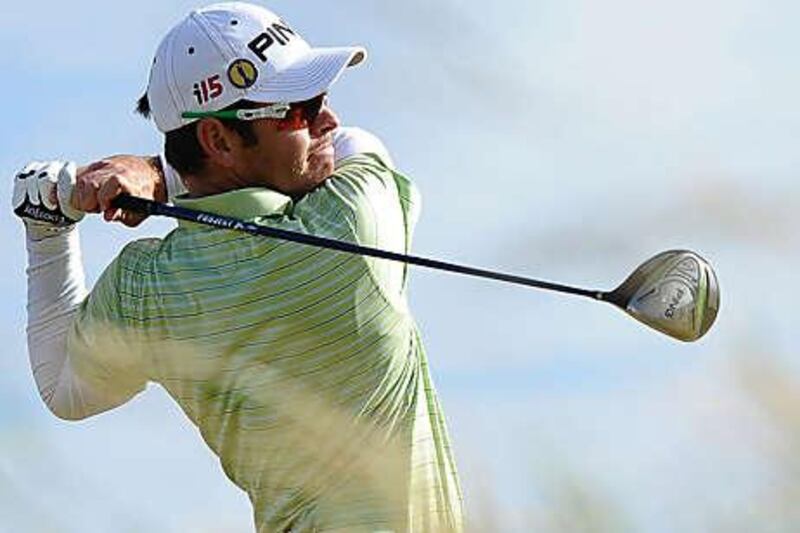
[67,154,464,532]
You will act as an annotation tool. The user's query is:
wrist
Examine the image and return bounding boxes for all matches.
[25,221,77,242]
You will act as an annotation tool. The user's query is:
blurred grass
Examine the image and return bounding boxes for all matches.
[462,345,800,533]
[7,335,800,531]
[467,464,631,532]
[721,350,800,533]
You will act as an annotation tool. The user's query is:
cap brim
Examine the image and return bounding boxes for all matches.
[247,46,366,103]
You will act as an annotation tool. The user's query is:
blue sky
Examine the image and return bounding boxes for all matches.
[1,1,798,531]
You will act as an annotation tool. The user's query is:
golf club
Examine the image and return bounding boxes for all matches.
[112,194,720,342]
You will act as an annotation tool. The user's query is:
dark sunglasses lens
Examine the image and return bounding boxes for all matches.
[300,95,325,123]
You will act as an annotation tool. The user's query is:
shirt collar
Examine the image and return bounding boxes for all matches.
[173,188,293,228]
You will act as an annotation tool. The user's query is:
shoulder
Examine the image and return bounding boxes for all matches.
[329,127,420,208]
[330,154,397,196]
[95,237,165,296]
[74,237,162,326]
[115,237,164,270]
[334,152,394,178]
[298,154,401,228]
[330,155,422,233]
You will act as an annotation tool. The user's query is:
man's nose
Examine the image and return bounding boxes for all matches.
[311,104,339,137]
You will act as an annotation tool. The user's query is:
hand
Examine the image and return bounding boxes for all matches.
[74,155,166,228]
[13,161,84,239]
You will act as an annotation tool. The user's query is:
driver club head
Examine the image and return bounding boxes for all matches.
[604,250,720,342]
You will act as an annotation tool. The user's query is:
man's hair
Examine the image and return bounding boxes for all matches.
[136,94,259,175]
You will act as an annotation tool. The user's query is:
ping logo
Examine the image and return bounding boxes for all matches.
[228,59,259,89]
[664,287,685,319]
[193,74,224,106]
[247,21,296,62]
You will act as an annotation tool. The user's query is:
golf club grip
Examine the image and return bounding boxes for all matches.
[112,194,599,299]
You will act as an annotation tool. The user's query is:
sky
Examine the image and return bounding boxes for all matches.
[1,0,799,531]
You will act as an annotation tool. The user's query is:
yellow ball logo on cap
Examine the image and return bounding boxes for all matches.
[228,59,259,89]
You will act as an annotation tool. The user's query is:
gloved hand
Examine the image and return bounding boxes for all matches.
[13,161,84,240]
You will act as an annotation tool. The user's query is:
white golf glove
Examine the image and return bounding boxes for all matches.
[13,161,84,239]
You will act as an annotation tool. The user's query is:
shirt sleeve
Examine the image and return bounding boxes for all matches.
[293,152,421,303]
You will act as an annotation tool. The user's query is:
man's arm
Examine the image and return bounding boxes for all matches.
[71,127,387,226]
[14,161,147,420]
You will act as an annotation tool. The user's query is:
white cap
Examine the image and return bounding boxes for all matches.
[146,2,366,132]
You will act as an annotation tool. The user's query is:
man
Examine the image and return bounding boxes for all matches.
[13,3,463,531]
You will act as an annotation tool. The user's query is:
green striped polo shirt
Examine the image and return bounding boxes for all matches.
[67,154,464,532]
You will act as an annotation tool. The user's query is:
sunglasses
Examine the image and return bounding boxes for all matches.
[181,93,327,131]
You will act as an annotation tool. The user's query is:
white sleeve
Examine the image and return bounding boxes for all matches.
[25,228,92,419]
[160,154,187,201]
[333,127,396,170]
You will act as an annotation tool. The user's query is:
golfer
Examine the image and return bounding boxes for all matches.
[13,3,463,531]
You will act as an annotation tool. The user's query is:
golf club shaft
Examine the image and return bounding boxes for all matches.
[113,194,601,300]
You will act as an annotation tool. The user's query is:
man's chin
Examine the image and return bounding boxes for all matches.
[307,152,335,180]
[292,155,334,196]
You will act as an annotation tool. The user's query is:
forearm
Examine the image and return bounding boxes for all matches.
[25,227,89,418]
[19,160,147,419]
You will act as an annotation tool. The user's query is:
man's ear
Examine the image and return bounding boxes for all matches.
[196,119,238,168]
